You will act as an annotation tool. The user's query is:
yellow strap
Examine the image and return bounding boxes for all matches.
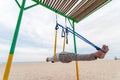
[3,54,13,80]
[62,36,66,52]
[53,30,58,61]
[62,17,67,52]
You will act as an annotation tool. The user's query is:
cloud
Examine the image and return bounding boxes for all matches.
[0,0,120,62]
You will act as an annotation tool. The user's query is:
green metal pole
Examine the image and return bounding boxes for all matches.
[72,20,80,80]
[72,21,77,53]
[3,0,26,80]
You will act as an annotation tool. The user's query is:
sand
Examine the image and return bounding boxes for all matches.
[0,60,120,80]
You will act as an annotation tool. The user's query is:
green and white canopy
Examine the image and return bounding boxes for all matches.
[33,0,111,22]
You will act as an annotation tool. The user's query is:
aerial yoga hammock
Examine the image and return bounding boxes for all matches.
[48,14,109,80]
[53,14,107,62]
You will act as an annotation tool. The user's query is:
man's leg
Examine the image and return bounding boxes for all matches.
[59,52,97,63]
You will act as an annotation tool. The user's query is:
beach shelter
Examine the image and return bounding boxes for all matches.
[3,0,111,80]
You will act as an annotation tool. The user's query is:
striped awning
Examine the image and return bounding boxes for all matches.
[33,0,110,22]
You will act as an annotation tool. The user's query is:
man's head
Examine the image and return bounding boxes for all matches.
[46,57,54,63]
[46,57,50,62]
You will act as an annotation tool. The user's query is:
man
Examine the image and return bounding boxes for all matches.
[46,45,109,63]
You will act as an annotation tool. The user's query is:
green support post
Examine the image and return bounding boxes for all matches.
[3,0,26,80]
[72,20,80,80]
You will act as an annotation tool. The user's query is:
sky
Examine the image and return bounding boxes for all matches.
[0,0,120,63]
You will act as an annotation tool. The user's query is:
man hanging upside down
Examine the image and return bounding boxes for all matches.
[46,45,109,63]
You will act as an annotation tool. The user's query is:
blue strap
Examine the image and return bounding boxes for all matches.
[55,24,59,30]
[66,28,69,44]
[61,28,65,37]
[56,23,106,53]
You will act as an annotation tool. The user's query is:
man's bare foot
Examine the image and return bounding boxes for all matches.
[94,45,109,59]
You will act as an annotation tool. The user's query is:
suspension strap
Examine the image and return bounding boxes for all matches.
[53,13,58,61]
[53,28,58,61]
[66,27,69,44]
[62,18,67,52]
[61,28,65,37]
[56,23,107,53]
[62,32,66,52]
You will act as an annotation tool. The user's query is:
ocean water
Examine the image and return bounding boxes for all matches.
[0,62,6,64]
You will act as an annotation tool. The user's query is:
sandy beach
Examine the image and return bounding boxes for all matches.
[0,60,120,80]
